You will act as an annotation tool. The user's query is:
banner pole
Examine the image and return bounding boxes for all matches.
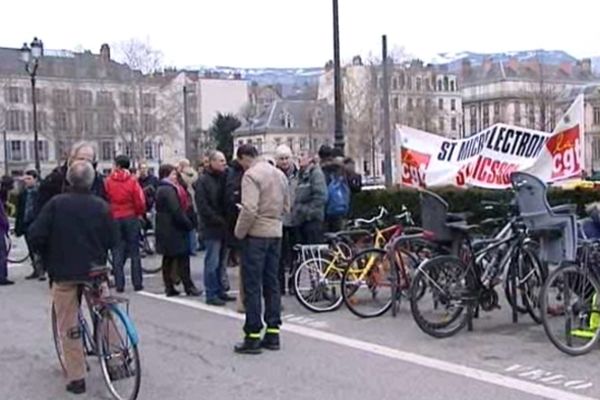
[382,34,393,188]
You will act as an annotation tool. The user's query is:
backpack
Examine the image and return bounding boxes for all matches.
[326,175,350,217]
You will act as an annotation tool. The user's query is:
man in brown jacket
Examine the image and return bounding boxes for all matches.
[233,156,289,354]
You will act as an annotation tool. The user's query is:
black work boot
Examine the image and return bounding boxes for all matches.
[234,335,262,354]
[66,379,86,394]
[261,329,280,351]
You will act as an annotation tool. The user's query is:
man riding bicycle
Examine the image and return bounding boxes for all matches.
[28,161,115,395]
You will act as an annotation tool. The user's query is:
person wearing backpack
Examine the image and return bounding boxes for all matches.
[318,145,350,233]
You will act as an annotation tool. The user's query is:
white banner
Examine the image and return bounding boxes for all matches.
[396,95,585,189]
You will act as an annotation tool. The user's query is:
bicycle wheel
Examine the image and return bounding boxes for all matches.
[51,303,68,375]
[140,233,161,274]
[342,248,396,318]
[409,256,469,338]
[540,263,600,356]
[294,257,344,313]
[7,234,30,264]
[505,245,547,324]
[96,305,141,400]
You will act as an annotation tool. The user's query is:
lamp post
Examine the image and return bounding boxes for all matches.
[332,0,344,152]
[157,139,163,166]
[20,37,44,176]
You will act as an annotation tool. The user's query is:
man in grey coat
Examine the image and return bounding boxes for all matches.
[292,151,328,245]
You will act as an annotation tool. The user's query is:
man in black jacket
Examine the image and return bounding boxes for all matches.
[36,141,106,213]
[14,170,43,280]
[28,161,114,395]
[195,150,235,306]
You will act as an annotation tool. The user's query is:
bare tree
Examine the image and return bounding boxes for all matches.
[113,38,163,74]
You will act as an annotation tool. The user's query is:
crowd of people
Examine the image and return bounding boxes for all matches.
[0,140,362,392]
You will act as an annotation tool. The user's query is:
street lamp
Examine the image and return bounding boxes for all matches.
[20,37,44,176]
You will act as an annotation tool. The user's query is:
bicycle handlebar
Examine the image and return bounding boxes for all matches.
[353,206,389,226]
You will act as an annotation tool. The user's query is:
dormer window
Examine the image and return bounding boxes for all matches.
[280,110,294,128]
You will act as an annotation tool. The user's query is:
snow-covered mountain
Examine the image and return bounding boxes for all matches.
[189,65,323,86]
[431,50,578,72]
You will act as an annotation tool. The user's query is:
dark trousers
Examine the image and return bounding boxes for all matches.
[161,255,195,292]
[298,220,323,245]
[0,233,7,281]
[242,237,282,335]
[112,217,143,290]
[324,216,344,234]
[24,230,43,276]
[280,227,297,294]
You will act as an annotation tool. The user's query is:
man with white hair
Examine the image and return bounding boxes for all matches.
[29,160,114,395]
[275,144,299,295]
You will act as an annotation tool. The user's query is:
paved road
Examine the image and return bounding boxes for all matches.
[2,251,599,400]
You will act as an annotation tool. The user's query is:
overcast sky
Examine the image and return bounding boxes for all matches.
[1,0,599,68]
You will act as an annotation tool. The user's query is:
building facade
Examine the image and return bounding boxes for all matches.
[0,44,249,176]
[234,99,334,156]
[318,57,462,177]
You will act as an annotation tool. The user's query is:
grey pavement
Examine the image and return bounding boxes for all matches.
[1,247,599,400]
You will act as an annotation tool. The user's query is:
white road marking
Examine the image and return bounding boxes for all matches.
[138,291,596,400]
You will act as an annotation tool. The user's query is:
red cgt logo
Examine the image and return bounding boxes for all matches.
[546,125,581,179]
[401,148,431,187]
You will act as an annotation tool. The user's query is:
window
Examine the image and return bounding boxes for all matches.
[392,77,398,90]
[416,98,422,109]
[287,137,294,150]
[143,114,156,133]
[75,111,94,134]
[594,107,600,126]
[393,97,399,110]
[52,89,70,106]
[7,87,22,103]
[312,138,319,151]
[120,113,135,132]
[451,117,457,131]
[406,77,412,90]
[256,138,263,153]
[8,141,26,161]
[281,112,294,128]
[144,142,155,160]
[6,110,25,131]
[593,137,600,162]
[443,76,449,91]
[123,142,133,158]
[100,141,115,161]
[494,102,500,120]
[527,103,535,128]
[76,90,93,107]
[25,88,45,105]
[142,93,156,108]
[97,91,113,106]
[438,99,444,111]
[98,111,114,133]
[237,140,244,148]
[451,99,456,111]
[299,137,308,150]
[450,81,456,92]
[274,137,282,146]
[55,111,69,131]
[120,92,134,108]
[28,111,47,132]
[416,78,422,91]
[28,141,49,161]
[407,117,413,127]
[483,104,490,128]
[438,80,443,91]
[425,99,432,110]
[470,105,477,134]
[407,98,413,111]
[439,117,445,132]
[424,78,430,91]
[514,101,521,125]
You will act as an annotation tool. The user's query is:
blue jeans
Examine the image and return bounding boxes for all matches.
[112,217,143,290]
[204,239,226,300]
[189,230,199,256]
[242,237,282,335]
[0,234,7,281]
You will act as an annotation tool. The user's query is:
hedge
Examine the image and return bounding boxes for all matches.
[351,187,600,224]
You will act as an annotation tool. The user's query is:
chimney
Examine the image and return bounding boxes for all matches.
[100,44,110,62]
[581,58,592,75]
[482,57,493,74]
[461,58,471,78]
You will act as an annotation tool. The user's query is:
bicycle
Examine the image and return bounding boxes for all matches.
[341,207,424,318]
[292,207,393,313]
[6,227,31,264]
[408,188,546,338]
[51,266,141,400]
